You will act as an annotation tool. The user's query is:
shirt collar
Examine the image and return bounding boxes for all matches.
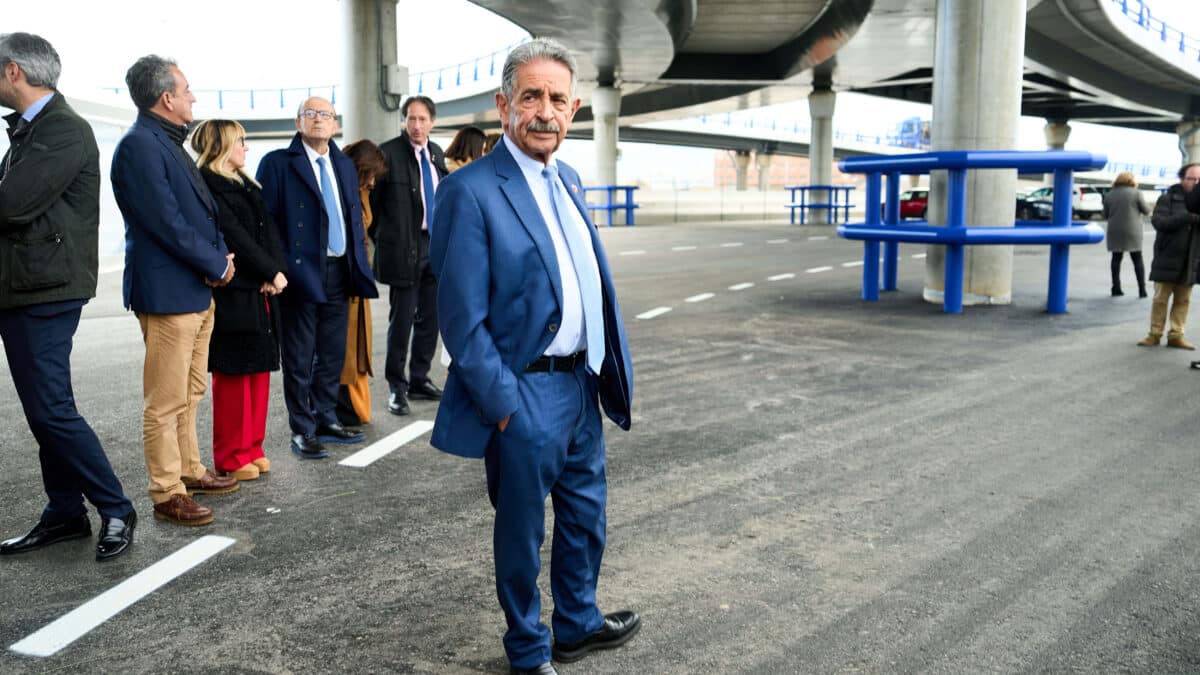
[503,134,558,178]
[22,91,55,123]
[302,140,329,164]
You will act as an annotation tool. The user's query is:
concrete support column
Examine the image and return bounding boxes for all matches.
[733,150,751,191]
[1179,120,1200,165]
[808,87,836,224]
[924,0,1025,306]
[342,0,403,143]
[756,152,773,191]
[1043,120,1071,183]
[592,86,621,185]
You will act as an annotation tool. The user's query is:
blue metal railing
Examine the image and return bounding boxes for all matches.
[836,150,1107,314]
[1111,0,1200,62]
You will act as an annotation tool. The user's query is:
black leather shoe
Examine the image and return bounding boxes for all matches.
[408,380,443,401]
[510,664,557,675]
[552,610,641,664]
[388,390,410,416]
[290,434,329,459]
[316,423,366,444]
[0,514,91,555]
[96,511,136,561]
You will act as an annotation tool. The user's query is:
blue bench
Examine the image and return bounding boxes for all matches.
[785,184,855,224]
[835,150,1107,313]
[582,185,639,226]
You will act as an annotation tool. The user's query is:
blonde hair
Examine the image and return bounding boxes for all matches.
[1111,172,1137,188]
[191,119,256,186]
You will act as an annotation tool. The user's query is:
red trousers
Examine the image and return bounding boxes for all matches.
[211,371,270,473]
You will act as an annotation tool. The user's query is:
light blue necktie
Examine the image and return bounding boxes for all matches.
[316,156,346,256]
[420,147,436,231]
[543,164,605,373]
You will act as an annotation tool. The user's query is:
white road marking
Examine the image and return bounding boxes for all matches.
[619,250,646,256]
[728,282,755,291]
[806,266,833,273]
[767,273,795,281]
[671,245,697,251]
[9,536,236,658]
[637,307,673,320]
[912,253,927,259]
[766,238,788,244]
[340,421,435,468]
[719,242,744,248]
[807,236,828,241]
[685,293,715,303]
[842,261,864,267]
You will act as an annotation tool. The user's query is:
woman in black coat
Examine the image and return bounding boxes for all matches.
[192,120,288,480]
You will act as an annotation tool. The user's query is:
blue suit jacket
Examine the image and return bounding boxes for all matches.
[429,140,633,459]
[111,113,229,313]
[256,134,378,303]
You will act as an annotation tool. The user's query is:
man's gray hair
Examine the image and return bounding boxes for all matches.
[0,32,61,89]
[500,37,577,101]
[125,55,178,111]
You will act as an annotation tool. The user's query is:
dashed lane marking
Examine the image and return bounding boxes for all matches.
[619,250,646,256]
[767,273,796,281]
[766,239,788,244]
[807,236,828,241]
[671,245,697,251]
[912,253,927,259]
[339,421,435,468]
[637,307,673,320]
[842,261,864,267]
[806,266,833,273]
[9,536,236,658]
[685,293,715,303]
[728,282,755,291]
[719,242,744,248]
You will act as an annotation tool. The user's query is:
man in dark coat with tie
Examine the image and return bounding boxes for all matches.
[369,95,448,416]
[257,97,378,459]
[0,32,136,560]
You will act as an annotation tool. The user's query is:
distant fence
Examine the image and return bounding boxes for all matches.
[1110,0,1200,62]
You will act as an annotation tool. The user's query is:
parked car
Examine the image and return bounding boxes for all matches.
[880,189,929,219]
[1015,185,1104,220]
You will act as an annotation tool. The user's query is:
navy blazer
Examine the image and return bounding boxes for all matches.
[256,134,378,303]
[111,113,229,313]
[429,139,633,459]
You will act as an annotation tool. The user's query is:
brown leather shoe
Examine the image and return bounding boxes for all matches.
[182,469,240,495]
[152,494,214,526]
[1168,337,1196,350]
[1137,335,1160,347]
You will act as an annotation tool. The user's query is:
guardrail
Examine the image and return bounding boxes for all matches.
[836,150,1107,314]
[1111,0,1200,62]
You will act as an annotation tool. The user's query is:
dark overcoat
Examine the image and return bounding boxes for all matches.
[368,131,448,287]
[1149,184,1200,283]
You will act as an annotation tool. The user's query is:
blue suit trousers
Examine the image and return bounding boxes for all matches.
[484,363,607,668]
[280,257,350,435]
[0,303,133,522]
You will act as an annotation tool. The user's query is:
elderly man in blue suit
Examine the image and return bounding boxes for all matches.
[111,55,240,527]
[257,97,378,459]
[430,38,638,675]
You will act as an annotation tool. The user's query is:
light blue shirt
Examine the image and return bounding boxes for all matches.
[21,91,54,124]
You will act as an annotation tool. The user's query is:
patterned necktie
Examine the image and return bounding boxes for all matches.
[420,147,436,231]
[316,156,346,256]
[543,164,605,373]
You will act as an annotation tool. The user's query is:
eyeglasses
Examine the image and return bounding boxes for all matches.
[301,109,336,121]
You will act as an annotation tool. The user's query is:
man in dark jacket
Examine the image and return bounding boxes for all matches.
[369,96,448,416]
[1138,163,1200,349]
[0,33,136,560]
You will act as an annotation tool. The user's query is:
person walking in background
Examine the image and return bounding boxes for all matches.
[193,120,287,481]
[1102,171,1150,298]
[370,95,448,417]
[1138,163,1200,349]
[257,97,378,459]
[0,32,136,560]
[430,38,638,675]
[111,55,239,527]
[336,139,388,427]
[444,125,486,172]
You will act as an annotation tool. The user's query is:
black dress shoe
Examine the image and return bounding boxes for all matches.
[315,422,366,444]
[96,511,136,561]
[552,610,641,664]
[407,380,443,401]
[0,514,91,555]
[510,663,557,675]
[388,390,410,416]
[290,434,329,459]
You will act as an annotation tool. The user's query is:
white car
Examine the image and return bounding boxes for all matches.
[1016,185,1104,220]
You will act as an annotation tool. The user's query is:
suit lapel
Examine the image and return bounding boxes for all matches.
[144,119,217,215]
[493,142,564,313]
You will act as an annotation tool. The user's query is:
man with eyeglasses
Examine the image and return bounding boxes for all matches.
[369,95,449,417]
[1138,163,1200,349]
[256,97,378,459]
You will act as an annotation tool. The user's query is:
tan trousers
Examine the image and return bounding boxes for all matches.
[1150,282,1192,339]
[137,301,215,503]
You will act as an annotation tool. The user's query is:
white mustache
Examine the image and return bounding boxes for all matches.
[526,120,560,133]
